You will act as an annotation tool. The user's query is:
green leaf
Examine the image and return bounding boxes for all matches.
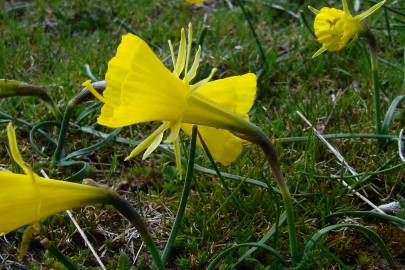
[382,95,405,134]
[327,211,405,227]
[207,242,286,270]
[117,253,132,270]
[303,223,396,268]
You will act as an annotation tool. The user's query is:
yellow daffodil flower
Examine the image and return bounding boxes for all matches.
[85,23,256,167]
[186,0,205,4]
[309,0,386,58]
[0,123,108,235]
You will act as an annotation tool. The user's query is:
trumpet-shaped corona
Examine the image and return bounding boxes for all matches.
[88,23,256,167]
[309,0,386,58]
[0,123,108,235]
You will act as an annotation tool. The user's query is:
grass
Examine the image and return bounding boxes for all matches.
[1,0,405,269]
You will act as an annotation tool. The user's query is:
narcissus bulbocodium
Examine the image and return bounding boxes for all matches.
[85,23,257,169]
[0,123,108,235]
[309,0,386,58]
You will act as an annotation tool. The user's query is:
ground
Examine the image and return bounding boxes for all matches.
[0,0,404,269]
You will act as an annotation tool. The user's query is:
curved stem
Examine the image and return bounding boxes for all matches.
[0,80,62,120]
[107,191,164,270]
[253,130,299,265]
[161,125,198,265]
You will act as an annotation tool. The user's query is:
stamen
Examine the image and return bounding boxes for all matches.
[185,45,201,83]
[174,28,187,76]
[82,80,106,103]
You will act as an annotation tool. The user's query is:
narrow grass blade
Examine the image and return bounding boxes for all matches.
[327,211,405,227]
[300,11,316,39]
[161,125,198,265]
[297,111,384,213]
[197,131,246,213]
[54,106,74,162]
[64,128,122,160]
[75,103,101,124]
[206,177,246,224]
[79,126,271,190]
[231,211,287,268]
[207,242,286,270]
[106,191,164,270]
[41,239,80,270]
[276,133,400,143]
[235,0,268,87]
[381,95,405,134]
[383,8,393,44]
[303,223,396,268]
[57,160,91,182]
[29,121,59,157]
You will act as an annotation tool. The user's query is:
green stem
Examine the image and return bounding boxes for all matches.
[197,131,245,213]
[252,129,300,265]
[365,28,382,135]
[107,191,164,270]
[161,125,198,265]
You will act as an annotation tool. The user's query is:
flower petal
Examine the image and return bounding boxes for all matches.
[142,131,164,160]
[98,34,188,128]
[7,123,30,175]
[193,73,256,118]
[125,122,170,161]
[181,124,244,165]
[312,46,328,58]
[355,0,385,21]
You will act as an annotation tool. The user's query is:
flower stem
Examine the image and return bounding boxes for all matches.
[365,27,382,135]
[161,125,198,265]
[253,130,300,265]
[107,191,164,270]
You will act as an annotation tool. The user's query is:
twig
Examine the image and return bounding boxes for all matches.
[134,241,144,265]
